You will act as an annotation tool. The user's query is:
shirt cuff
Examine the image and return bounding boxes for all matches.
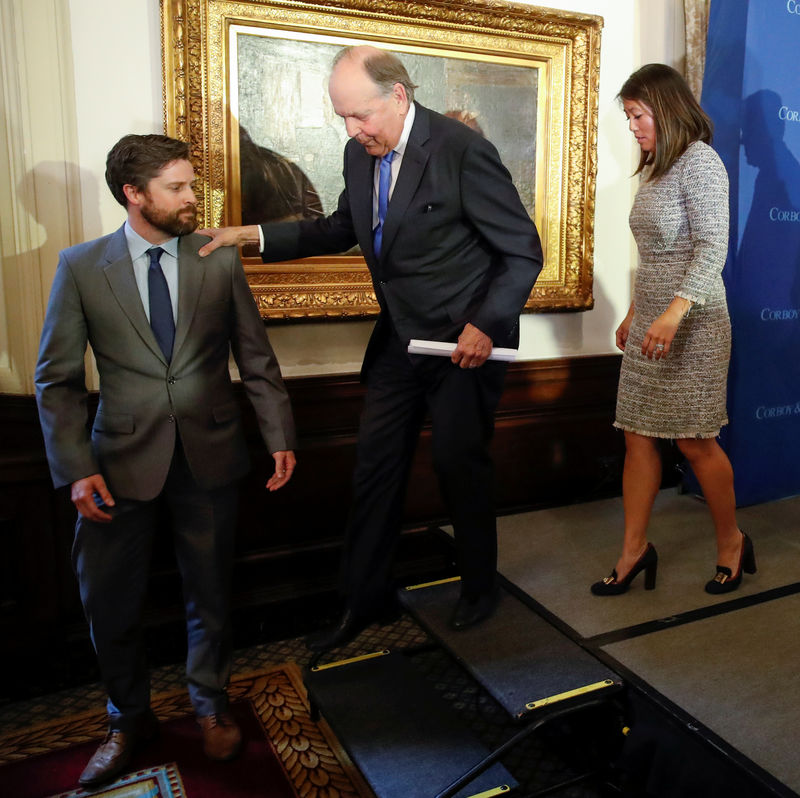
[257,225,265,252]
[675,289,705,306]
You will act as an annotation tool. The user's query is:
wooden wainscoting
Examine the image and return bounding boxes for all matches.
[0,355,629,678]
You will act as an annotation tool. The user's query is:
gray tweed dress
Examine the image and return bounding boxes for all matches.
[615,140,731,439]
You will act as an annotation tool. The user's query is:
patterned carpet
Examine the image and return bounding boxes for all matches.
[1,663,372,798]
[0,615,612,797]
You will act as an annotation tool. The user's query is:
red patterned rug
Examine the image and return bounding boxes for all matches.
[0,664,372,798]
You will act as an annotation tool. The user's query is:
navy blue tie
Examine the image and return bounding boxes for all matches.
[373,150,395,256]
[147,247,174,361]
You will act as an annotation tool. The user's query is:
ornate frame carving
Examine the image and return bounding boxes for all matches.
[162,0,602,318]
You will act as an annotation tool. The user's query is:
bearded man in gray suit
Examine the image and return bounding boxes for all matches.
[35,134,296,789]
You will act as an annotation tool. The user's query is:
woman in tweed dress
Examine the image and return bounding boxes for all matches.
[591,64,755,597]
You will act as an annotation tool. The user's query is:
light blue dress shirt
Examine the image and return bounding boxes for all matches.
[124,221,179,323]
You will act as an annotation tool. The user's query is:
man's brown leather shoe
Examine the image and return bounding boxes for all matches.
[78,713,159,788]
[198,711,242,761]
[78,730,135,788]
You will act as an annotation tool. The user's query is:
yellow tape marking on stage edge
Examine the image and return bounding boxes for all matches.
[467,786,511,798]
[310,650,391,672]
[525,679,616,711]
[405,576,462,591]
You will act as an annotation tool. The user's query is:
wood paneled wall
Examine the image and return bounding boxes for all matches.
[0,355,629,660]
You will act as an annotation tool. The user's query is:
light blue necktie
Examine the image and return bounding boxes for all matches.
[147,246,174,361]
[373,150,396,256]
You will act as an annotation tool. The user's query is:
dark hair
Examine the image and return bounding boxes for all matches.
[105,134,191,207]
[333,46,418,104]
[619,63,713,181]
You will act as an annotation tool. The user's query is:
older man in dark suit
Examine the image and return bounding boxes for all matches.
[199,45,542,648]
[35,134,296,788]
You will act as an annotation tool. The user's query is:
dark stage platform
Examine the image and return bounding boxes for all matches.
[489,489,800,797]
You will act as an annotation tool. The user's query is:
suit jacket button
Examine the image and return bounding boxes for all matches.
[168,414,175,423]
[168,376,176,384]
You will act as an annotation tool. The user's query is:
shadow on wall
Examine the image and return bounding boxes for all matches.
[4,161,100,383]
[735,89,800,308]
[19,159,102,265]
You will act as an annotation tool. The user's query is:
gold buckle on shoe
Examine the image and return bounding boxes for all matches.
[713,571,729,584]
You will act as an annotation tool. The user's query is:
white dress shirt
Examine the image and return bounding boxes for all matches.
[371,102,416,228]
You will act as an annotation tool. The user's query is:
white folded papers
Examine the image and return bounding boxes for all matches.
[407,339,517,362]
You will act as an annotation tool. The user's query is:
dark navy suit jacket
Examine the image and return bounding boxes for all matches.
[261,103,543,373]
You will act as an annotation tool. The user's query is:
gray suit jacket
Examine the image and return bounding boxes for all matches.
[35,226,296,501]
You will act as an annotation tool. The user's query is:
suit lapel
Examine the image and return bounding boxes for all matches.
[173,235,205,362]
[102,226,167,363]
[380,103,430,260]
[347,142,376,260]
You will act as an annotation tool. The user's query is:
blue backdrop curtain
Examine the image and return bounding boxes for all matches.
[701,0,800,505]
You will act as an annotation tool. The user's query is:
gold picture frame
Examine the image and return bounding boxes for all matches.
[162,0,602,318]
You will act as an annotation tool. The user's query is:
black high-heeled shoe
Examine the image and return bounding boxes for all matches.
[590,543,658,596]
[705,531,756,594]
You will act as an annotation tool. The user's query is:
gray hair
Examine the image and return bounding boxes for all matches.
[333,46,417,103]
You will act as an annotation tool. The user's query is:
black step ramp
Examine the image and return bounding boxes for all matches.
[305,650,517,798]
[401,579,622,719]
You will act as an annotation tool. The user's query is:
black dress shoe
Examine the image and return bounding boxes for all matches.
[304,608,370,652]
[450,591,497,630]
